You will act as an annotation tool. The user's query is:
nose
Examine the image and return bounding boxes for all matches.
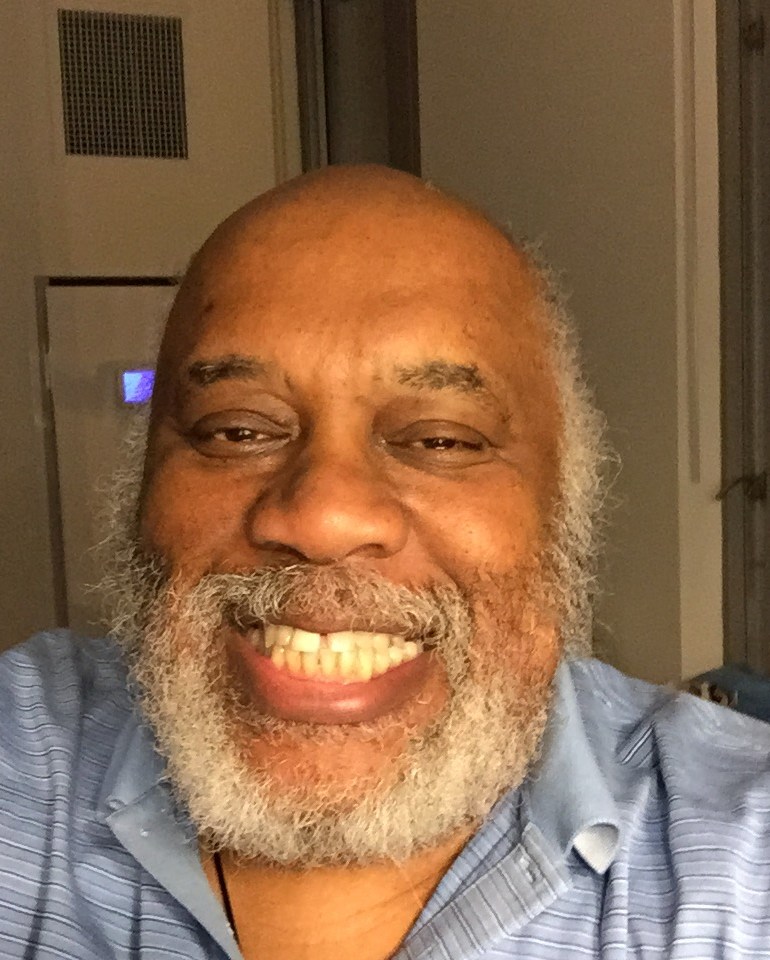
[246,440,410,563]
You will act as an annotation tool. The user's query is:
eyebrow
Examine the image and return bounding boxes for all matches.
[187,354,267,386]
[185,354,496,400]
[395,360,488,394]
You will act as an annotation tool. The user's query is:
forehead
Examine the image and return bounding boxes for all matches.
[160,203,554,403]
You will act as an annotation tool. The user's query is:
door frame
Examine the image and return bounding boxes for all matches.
[718,0,770,669]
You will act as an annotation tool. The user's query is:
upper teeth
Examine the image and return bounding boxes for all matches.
[264,624,413,655]
[256,624,423,681]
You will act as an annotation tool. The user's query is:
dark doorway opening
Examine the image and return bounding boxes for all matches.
[718,0,770,671]
[294,0,421,174]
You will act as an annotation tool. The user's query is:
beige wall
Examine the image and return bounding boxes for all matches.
[417,0,722,683]
[0,0,298,650]
[1,0,723,676]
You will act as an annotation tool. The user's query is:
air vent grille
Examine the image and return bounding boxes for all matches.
[58,9,188,159]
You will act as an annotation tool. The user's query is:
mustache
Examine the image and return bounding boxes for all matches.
[171,563,474,646]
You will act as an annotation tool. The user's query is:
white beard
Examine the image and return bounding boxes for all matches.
[111,559,554,866]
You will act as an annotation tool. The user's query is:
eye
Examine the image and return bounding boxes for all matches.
[187,411,295,459]
[215,427,266,443]
[418,436,484,451]
[386,421,493,467]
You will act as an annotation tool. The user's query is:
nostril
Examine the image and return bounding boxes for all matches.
[249,540,317,565]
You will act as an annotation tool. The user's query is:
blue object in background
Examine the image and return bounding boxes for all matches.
[120,369,155,404]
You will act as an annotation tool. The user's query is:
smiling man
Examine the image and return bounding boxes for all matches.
[2,166,770,959]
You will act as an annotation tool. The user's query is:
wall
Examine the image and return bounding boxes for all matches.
[0,0,299,650]
[417,0,722,683]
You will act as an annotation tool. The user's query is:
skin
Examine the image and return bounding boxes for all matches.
[201,832,474,960]
[139,165,563,958]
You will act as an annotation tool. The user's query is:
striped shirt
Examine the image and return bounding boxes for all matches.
[1,630,770,958]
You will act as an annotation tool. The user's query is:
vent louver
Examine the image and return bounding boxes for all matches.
[58,9,188,159]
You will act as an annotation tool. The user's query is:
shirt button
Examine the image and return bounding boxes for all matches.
[107,797,123,811]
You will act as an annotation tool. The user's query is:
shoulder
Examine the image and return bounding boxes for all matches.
[571,658,770,884]
[0,629,130,714]
[0,631,133,780]
[570,657,770,781]
[553,659,770,949]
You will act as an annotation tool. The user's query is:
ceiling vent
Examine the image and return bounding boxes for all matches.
[57,8,188,159]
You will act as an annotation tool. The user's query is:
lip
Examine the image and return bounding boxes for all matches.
[229,631,435,724]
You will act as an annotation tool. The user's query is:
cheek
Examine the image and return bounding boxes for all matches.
[465,563,561,691]
[139,457,253,574]
[406,473,560,679]
[408,475,549,580]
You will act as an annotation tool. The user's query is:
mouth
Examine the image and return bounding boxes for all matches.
[228,619,437,724]
[245,622,423,683]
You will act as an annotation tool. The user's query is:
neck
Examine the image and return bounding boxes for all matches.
[205,828,472,960]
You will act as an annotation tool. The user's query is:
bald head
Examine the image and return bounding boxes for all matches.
[184,163,522,285]
[160,164,542,352]
[151,164,556,458]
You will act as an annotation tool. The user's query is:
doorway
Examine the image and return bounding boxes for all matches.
[293,0,420,173]
[719,0,770,671]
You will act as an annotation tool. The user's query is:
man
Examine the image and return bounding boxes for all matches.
[1,165,769,959]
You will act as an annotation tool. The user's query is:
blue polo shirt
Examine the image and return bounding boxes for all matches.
[1,630,769,958]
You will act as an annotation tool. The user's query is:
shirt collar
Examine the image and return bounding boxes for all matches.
[96,708,168,820]
[523,658,620,874]
[96,707,242,959]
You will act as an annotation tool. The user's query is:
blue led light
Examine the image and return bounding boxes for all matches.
[121,369,155,404]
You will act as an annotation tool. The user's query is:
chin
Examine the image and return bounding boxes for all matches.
[235,683,450,809]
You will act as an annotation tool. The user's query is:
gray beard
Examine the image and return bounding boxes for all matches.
[104,548,555,867]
